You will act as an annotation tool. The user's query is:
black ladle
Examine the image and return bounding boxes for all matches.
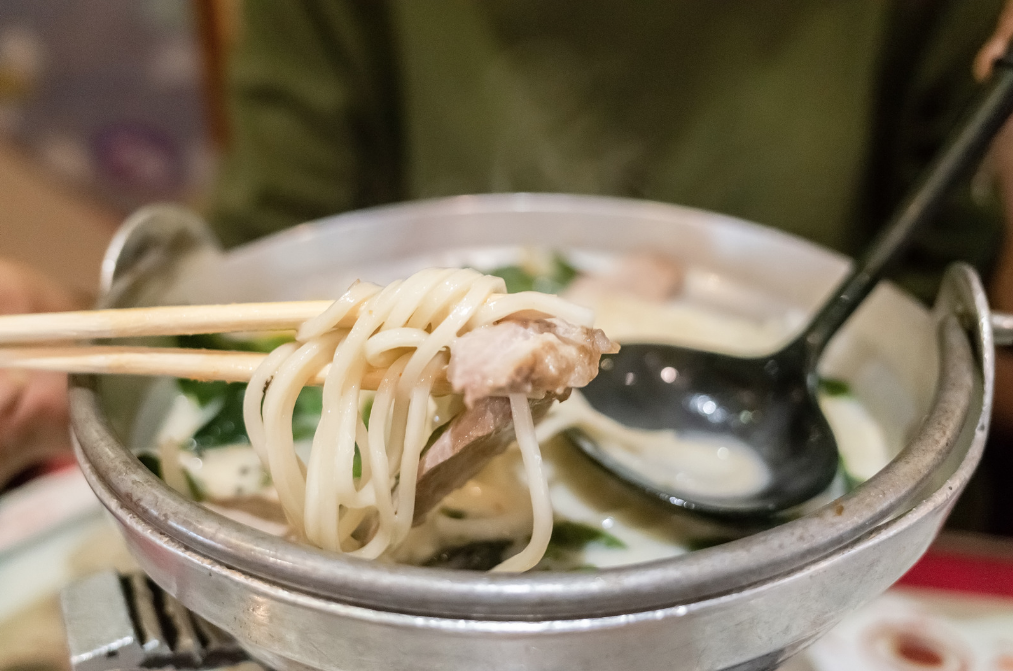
[574,56,1013,519]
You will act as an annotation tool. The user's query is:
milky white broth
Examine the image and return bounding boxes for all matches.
[612,433,770,500]
[533,391,772,500]
[138,248,894,569]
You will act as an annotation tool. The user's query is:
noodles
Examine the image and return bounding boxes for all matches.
[243,268,610,571]
[492,394,554,572]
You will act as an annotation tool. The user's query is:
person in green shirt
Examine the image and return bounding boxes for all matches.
[212,0,1004,305]
[2,2,1013,529]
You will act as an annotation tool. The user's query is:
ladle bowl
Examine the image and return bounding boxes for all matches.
[576,341,837,517]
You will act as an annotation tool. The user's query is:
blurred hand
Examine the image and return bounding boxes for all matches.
[0,260,87,487]
[977,1,1013,433]
[975,1,1013,82]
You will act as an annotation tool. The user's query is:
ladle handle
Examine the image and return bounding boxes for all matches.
[802,55,1013,361]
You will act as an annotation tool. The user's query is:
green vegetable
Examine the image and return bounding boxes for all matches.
[818,377,851,397]
[292,386,324,441]
[177,375,324,451]
[174,333,314,449]
[188,382,249,449]
[177,332,294,353]
[362,397,374,428]
[423,540,512,571]
[548,520,626,552]
[176,333,310,448]
[488,265,536,294]
[177,378,231,407]
[423,520,619,572]
[542,253,578,290]
[534,520,624,569]
[346,397,374,479]
[487,253,579,294]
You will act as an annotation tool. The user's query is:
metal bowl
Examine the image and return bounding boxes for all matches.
[70,194,991,671]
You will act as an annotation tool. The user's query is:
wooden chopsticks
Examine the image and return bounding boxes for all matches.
[0,345,314,383]
[0,300,457,390]
[0,345,452,392]
[0,301,334,344]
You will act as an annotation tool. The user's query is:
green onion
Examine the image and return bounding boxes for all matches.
[818,377,851,397]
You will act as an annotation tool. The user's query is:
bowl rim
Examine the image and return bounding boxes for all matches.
[69,194,989,620]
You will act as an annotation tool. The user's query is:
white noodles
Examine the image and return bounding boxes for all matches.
[243,268,581,571]
[491,394,554,572]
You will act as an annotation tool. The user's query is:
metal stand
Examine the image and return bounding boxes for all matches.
[60,571,251,671]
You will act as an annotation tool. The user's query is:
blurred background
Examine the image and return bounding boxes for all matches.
[0,0,234,294]
[1,3,1013,670]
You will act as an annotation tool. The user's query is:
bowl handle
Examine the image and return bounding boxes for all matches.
[992,312,1013,347]
[98,205,222,308]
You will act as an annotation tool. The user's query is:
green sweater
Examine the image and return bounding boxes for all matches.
[211,0,1005,301]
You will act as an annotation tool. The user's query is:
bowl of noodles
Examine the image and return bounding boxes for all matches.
[69,194,990,671]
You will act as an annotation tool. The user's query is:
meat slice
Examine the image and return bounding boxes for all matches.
[447,318,619,407]
[565,252,684,304]
[413,393,562,522]
[414,315,617,520]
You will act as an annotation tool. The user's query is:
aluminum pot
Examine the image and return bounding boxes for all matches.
[70,194,993,671]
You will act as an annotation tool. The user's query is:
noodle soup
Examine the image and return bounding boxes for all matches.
[133,248,894,571]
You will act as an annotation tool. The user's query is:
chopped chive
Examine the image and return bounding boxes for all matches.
[549,520,626,551]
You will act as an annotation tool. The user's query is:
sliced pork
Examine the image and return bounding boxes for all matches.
[447,317,619,407]
[565,252,683,304]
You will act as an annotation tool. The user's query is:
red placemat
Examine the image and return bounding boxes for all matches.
[898,532,1013,598]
